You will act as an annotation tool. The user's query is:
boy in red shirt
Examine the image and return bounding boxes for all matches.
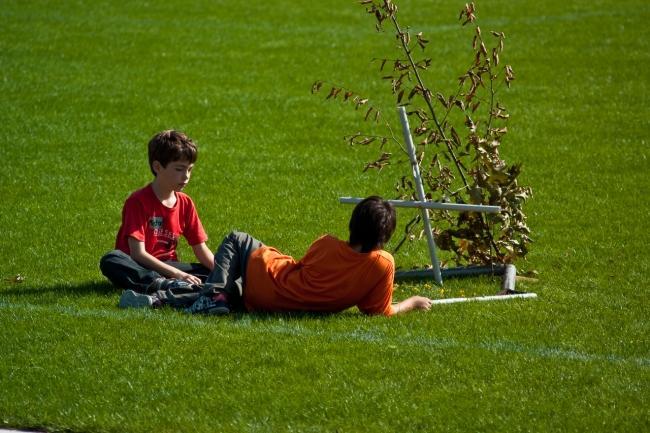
[100,130,216,307]
[123,196,432,316]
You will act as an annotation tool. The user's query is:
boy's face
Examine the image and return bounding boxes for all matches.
[152,159,194,192]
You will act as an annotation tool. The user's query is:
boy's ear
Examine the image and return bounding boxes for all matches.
[151,160,162,175]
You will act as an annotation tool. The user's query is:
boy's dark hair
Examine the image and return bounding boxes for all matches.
[148,130,198,176]
[348,196,397,253]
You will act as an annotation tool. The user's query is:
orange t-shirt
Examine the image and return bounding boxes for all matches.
[244,235,395,316]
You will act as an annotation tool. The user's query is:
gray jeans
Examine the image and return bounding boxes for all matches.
[112,231,262,310]
[204,231,263,310]
[99,249,210,293]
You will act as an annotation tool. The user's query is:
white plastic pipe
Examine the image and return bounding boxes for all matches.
[430,292,538,305]
[502,264,517,291]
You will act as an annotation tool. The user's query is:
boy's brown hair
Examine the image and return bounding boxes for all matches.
[148,130,198,176]
[348,196,397,253]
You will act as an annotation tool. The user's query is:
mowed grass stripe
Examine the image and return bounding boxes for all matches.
[2,300,647,368]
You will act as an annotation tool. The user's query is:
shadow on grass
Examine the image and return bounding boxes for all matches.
[1,281,365,321]
[234,310,343,321]
[0,280,117,297]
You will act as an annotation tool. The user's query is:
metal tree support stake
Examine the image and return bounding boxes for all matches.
[399,106,441,284]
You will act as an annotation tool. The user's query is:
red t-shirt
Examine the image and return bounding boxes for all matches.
[115,184,207,261]
[244,235,395,316]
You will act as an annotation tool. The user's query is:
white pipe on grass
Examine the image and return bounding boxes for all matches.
[430,292,538,305]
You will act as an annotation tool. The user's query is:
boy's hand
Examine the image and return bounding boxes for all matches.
[392,295,433,315]
[129,238,204,285]
[409,296,433,311]
[174,271,202,286]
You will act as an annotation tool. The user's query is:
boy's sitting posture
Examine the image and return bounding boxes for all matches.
[100,130,215,303]
[121,196,432,316]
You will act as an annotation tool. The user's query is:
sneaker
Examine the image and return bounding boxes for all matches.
[119,290,155,309]
[185,292,230,315]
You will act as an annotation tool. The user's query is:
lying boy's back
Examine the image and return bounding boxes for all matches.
[244,234,394,315]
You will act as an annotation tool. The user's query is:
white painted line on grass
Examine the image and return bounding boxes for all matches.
[1,300,647,368]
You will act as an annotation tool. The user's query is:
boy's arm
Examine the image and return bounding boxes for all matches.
[191,242,215,271]
[128,237,202,285]
[392,296,433,315]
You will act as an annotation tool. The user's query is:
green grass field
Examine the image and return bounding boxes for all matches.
[1,0,648,432]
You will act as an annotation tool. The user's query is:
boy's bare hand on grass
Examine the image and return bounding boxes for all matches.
[393,295,433,314]
[410,296,433,311]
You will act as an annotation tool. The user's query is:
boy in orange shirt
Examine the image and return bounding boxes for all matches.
[123,196,432,316]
